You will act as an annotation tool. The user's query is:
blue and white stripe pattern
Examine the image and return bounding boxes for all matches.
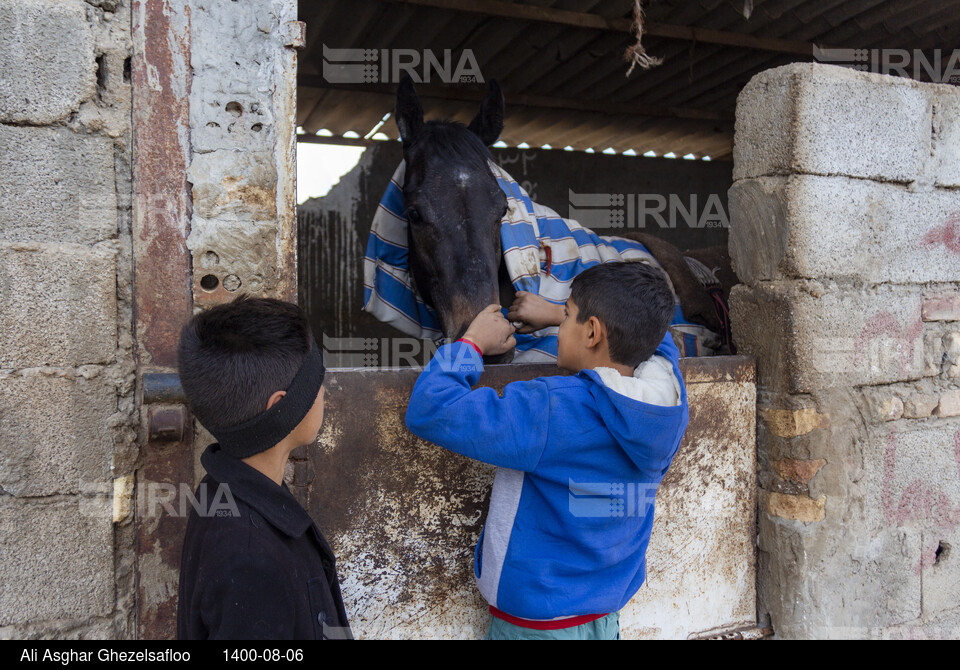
[363,161,709,362]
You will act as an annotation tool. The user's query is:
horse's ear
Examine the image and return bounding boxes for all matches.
[395,75,423,145]
[468,79,504,146]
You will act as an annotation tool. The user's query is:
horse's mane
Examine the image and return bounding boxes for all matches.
[413,120,493,171]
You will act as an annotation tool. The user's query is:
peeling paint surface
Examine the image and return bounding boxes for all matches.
[297,357,756,639]
[186,0,298,305]
[131,0,196,641]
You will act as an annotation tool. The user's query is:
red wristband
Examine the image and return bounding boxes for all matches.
[456,338,483,356]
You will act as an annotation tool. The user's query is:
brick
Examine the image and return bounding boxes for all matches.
[923,293,960,322]
[904,394,938,419]
[0,498,113,625]
[772,458,826,485]
[0,244,117,368]
[933,88,960,189]
[0,125,117,245]
[764,491,826,523]
[760,408,829,438]
[730,175,960,284]
[731,282,926,393]
[734,63,932,183]
[0,0,95,124]
[935,389,960,417]
[0,371,115,496]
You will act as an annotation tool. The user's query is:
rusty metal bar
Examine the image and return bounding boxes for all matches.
[142,373,187,405]
[131,0,195,641]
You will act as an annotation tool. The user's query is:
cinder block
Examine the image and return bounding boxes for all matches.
[0,125,117,245]
[865,418,960,531]
[734,63,932,183]
[730,175,960,284]
[0,498,113,625]
[921,530,960,618]
[759,521,922,637]
[0,0,96,124]
[0,244,117,368]
[731,281,926,393]
[0,371,115,496]
[934,88,960,188]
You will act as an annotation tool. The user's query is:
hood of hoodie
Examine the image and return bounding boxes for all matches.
[577,354,689,476]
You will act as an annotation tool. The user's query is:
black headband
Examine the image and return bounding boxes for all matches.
[209,336,326,458]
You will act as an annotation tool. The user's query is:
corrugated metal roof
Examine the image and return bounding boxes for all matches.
[297,0,960,159]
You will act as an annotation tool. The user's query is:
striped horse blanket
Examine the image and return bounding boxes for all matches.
[363,161,719,362]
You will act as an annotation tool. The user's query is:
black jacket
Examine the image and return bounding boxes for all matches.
[177,444,351,640]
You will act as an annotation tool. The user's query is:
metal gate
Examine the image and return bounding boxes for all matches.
[292,357,756,639]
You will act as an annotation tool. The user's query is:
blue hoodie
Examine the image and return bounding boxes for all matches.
[404,332,689,621]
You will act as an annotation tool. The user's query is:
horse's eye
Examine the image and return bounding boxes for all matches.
[406,207,423,225]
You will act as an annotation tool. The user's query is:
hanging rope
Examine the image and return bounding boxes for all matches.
[623,0,663,75]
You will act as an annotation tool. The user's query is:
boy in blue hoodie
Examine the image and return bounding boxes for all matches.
[405,262,690,640]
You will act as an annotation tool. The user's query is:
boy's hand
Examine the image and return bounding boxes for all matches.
[462,305,517,356]
[506,291,565,334]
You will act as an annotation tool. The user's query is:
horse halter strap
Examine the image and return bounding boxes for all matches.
[207,336,326,459]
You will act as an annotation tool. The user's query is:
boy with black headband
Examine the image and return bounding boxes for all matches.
[176,296,351,640]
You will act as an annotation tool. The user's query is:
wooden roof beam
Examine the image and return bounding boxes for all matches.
[298,76,735,123]
[384,0,815,56]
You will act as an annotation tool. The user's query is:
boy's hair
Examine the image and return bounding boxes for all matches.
[177,295,313,429]
[570,262,675,367]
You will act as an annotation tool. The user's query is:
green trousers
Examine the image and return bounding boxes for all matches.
[485,612,620,640]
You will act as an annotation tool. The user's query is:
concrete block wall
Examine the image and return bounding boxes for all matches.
[731,63,960,639]
[0,0,136,638]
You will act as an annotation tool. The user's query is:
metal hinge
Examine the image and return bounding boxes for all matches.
[143,373,188,442]
[281,21,307,49]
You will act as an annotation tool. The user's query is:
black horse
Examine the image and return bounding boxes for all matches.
[394,76,736,362]
[395,76,518,363]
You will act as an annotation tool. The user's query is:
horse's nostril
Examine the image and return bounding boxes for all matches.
[483,350,514,365]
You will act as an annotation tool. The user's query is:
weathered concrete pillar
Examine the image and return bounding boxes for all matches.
[730,63,960,639]
[130,0,302,639]
[0,0,137,638]
[184,0,301,306]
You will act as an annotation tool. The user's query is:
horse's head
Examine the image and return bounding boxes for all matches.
[395,76,513,361]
